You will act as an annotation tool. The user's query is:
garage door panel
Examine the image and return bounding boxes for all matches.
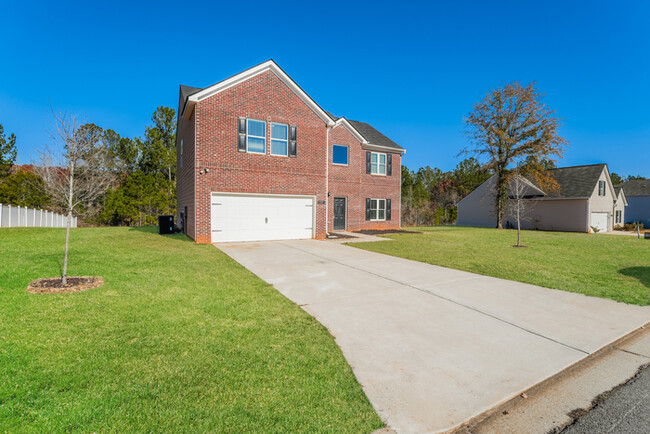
[590,212,608,232]
[211,194,314,243]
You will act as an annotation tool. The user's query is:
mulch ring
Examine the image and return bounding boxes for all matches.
[27,276,104,294]
[356,229,422,235]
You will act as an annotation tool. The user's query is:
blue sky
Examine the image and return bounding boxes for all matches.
[1,1,648,177]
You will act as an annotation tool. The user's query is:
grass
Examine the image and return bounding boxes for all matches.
[353,226,650,306]
[0,227,382,433]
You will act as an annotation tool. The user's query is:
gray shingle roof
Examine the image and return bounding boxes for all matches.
[543,163,606,198]
[180,85,202,103]
[347,119,404,151]
[617,179,650,196]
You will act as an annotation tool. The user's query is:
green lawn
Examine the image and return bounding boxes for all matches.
[0,227,382,433]
[353,226,650,306]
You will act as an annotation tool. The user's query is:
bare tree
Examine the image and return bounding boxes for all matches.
[507,168,535,247]
[36,112,114,284]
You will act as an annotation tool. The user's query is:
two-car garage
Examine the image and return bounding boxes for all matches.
[210,193,315,243]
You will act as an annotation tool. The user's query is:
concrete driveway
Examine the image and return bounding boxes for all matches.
[217,240,650,433]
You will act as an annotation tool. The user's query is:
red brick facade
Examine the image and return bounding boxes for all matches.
[177,66,402,243]
[328,125,401,232]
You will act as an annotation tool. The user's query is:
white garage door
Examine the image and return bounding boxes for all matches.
[590,212,608,232]
[211,193,314,243]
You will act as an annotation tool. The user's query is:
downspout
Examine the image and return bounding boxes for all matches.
[194,110,197,242]
[326,125,332,236]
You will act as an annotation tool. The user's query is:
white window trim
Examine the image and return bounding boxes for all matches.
[246,119,266,154]
[270,122,288,157]
[370,152,387,175]
[332,144,349,166]
[370,198,386,221]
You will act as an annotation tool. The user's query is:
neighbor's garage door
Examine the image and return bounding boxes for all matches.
[590,212,608,232]
[211,193,314,243]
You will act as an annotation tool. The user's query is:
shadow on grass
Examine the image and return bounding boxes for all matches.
[127,225,194,243]
[619,267,650,288]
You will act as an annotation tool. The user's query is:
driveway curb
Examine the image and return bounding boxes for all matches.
[457,324,650,434]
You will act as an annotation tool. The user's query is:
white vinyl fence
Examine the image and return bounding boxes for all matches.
[0,204,77,228]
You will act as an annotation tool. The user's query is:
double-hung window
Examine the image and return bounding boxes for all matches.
[271,123,288,156]
[246,119,266,154]
[370,199,386,221]
[370,152,387,175]
[616,210,622,224]
[598,180,606,196]
[332,145,348,165]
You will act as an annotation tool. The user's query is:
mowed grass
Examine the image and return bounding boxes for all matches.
[353,226,650,305]
[0,227,382,433]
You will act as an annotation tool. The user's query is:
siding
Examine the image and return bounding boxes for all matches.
[625,196,650,226]
[587,167,615,231]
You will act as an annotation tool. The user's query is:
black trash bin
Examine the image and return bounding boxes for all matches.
[158,215,174,235]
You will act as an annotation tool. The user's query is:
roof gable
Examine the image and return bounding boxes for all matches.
[544,164,610,198]
[181,60,334,125]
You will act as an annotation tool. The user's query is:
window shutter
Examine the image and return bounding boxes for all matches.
[289,125,297,157]
[237,117,246,152]
[365,198,371,220]
[386,199,391,220]
[366,151,371,174]
[387,154,392,176]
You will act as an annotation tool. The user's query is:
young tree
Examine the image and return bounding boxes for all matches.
[36,113,114,285]
[506,166,537,247]
[0,123,17,178]
[463,82,567,228]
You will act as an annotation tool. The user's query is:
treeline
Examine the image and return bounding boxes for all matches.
[0,107,177,226]
[401,157,490,226]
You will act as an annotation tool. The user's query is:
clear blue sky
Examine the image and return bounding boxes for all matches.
[1,1,648,177]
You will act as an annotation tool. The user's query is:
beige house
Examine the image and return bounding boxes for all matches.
[457,163,625,233]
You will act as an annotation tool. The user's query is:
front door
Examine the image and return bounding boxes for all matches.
[333,197,346,231]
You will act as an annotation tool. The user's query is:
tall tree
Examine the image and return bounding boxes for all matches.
[463,82,567,229]
[610,172,623,185]
[36,113,114,285]
[0,123,17,178]
[139,107,176,213]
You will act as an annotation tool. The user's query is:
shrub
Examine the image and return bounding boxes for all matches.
[624,222,644,231]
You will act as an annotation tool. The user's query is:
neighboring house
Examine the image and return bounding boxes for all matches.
[176,60,405,243]
[457,163,623,233]
[613,187,628,227]
[616,179,650,226]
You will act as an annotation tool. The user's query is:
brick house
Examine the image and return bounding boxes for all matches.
[176,60,405,243]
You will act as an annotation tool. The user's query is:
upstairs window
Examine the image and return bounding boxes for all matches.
[370,152,386,175]
[332,145,348,165]
[598,180,606,196]
[180,139,183,168]
[270,123,288,156]
[246,119,266,154]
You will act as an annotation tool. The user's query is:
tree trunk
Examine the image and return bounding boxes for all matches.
[62,167,74,285]
[516,199,521,247]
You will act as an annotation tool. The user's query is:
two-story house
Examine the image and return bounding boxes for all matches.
[176,60,405,243]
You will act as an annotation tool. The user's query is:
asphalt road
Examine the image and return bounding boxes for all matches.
[562,363,650,433]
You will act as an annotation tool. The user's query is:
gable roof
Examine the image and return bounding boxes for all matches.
[327,112,404,152]
[617,179,650,196]
[544,163,608,198]
[180,60,334,125]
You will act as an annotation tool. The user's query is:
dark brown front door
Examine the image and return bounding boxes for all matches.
[333,197,346,231]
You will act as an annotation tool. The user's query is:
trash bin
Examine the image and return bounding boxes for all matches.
[158,215,174,235]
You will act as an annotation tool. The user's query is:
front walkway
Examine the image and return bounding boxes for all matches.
[217,240,650,433]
